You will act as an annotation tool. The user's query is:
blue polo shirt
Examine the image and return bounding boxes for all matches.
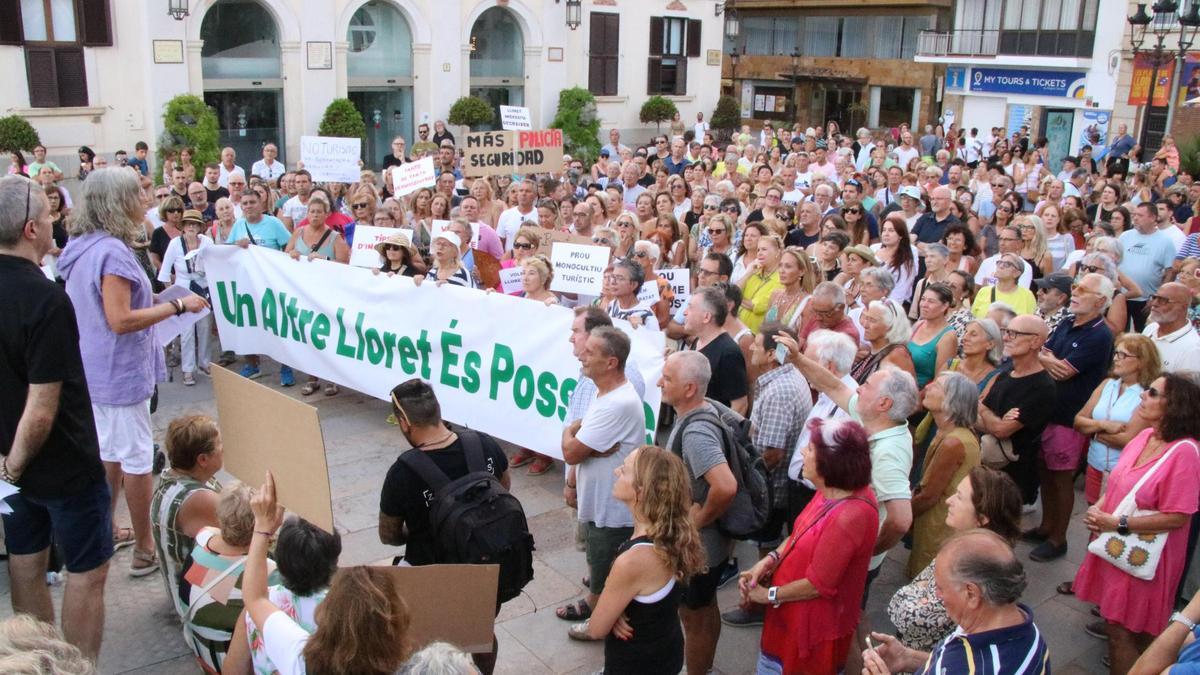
[917,604,1050,675]
[911,212,961,245]
[1045,315,1113,426]
[1171,624,1200,673]
[663,155,689,176]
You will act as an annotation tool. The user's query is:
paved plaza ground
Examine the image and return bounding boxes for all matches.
[1,361,1108,674]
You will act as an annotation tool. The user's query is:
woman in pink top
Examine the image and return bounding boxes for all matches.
[1072,372,1200,673]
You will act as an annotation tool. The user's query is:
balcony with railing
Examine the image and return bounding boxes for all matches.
[916,28,1095,59]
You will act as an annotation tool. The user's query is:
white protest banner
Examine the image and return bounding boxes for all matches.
[658,268,691,312]
[202,246,663,459]
[637,281,660,304]
[549,242,610,296]
[391,157,436,197]
[499,267,523,294]
[300,136,361,183]
[499,105,533,131]
[349,225,413,268]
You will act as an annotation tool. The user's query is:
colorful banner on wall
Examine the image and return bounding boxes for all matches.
[1128,54,1173,106]
[1181,52,1200,107]
[203,246,665,460]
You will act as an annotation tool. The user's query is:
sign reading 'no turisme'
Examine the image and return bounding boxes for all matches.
[463,129,564,177]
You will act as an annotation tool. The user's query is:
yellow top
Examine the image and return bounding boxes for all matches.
[970,284,1036,318]
[739,269,782,333]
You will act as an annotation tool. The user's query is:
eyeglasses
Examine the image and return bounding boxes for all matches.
[1018,224,1036,230]
[633,250,649,258]
[352,202,370,209]
[384,245,403,252]
[1113,350,1136,360]
[1071,283,1101,296]
[513,242,535,250]
[593,237,612,245]
[706,228,726,235]
[1001,328,1037,339]
[703,204,719,210]
[845,208,861,215]
[1149,294,1179,305]
[998,206,1012,213]
[1080,264,1102,274]
[1147,386,1163,398]
[720,206,739,213]
[996,260,1018,269]
[164,207,183,214]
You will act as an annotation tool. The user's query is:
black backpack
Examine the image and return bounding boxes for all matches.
[669,400,771,540]
[399,431,535,603]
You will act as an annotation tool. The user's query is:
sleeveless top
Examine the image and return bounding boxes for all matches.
[765,293,810,329]
[151,471,221,617]
[908,323,954,388]
[1086,378,1145,472]
[852,342,908,385]
[294,227,340,259]
[604,537,684,675]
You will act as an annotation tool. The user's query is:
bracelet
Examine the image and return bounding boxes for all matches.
[767,550,781,564]
[171,299,185,315]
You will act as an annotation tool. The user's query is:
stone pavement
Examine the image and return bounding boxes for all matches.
[0,361,1108,673]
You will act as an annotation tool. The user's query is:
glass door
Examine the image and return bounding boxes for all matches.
[203,90,285,168]
[1042,109,1074,172]
[349,89,414,170]
[469,86,524,132]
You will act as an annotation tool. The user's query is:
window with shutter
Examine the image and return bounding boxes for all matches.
[0,0,22,44]
[588,12,619,96]
[686,19,701,57]
[25,46,58,106]
[55,47,87,105]
[648,17,693,95]
[77,0,111,46]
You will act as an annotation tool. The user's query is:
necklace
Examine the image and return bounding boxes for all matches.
[415,429,456,450]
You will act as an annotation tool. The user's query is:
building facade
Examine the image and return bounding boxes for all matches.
[914,0,1122,168]
[0,0,724,172]
[722,0,951,133]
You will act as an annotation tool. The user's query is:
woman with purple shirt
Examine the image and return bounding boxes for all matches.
[58,168,208,577]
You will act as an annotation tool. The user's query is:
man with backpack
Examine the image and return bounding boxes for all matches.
[661,350,739,675]
[377,378,527,675]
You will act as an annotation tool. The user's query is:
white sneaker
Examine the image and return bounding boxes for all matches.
[182,372,196,386]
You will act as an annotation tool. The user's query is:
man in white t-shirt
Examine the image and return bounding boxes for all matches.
[250,143,286,182]
[1157,200,1187,250]
[217,147,246,188]
[278,170,313,230]
[1143,282,1200,372]
[693,112,710,140]
[560,326,645,639]
[893,131,920,169]
[495,179,538,251]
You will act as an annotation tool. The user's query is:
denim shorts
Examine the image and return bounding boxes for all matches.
[2,479,113,573]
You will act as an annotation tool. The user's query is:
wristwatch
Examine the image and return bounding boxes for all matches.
[767,586,780,608]
[1171,611,1197,632]
[1117,515,1131,537]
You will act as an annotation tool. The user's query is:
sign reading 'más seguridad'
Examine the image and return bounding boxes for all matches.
[202,246,662,459]
[463,130,564,176]
[300,135,362,183]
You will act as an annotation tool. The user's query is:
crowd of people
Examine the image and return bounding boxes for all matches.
[3,111,1200,674]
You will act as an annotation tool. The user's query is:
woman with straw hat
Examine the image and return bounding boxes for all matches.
[373,232,420,278]
[157,209,215,387]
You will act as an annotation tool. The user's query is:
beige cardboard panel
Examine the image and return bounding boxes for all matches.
[374,564,500,653]
[462,130,563,177]
[535,228,595,256]
[210,366,335,533]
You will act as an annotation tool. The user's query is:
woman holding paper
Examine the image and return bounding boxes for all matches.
[156,210,215,386]
[498,227,541,295]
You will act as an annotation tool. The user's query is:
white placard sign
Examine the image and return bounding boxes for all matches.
[549,242,610,296]
[391,157,436,197]
[499,267,524,294]
[430,219,480,244]
[499,105,533,131]
[299,136,361,183]
[349,225,414,268]
[637,281,660,304]
[658,268,691,312]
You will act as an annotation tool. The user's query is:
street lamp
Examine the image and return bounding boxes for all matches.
[565,0,582,30]
[168,0,189,20]
[1127,1,1200,151]
[730,46,742,106]
[790,48,800,124]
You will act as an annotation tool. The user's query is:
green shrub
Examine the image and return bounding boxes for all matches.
[1180,134,1200,180]
[710,96,740,142]
[0,115,40,154]
[639,96,678,134]
[158,94,219,184]
[551,87,601,162]
[318,98,367,140]
[448,96,495,131]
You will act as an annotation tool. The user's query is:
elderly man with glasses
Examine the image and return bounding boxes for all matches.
[1142,281,1200,372]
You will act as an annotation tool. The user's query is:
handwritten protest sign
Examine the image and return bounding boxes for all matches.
[658,268,691,312]
[300,136,361,183]
[549,242,610,295]
[500,105,533,131]
[349,225,413,268]
[391,157,436,197]
[637,280,660,304]
[431,219,479,244]
[463,129,564,177]
[499,266,523,294]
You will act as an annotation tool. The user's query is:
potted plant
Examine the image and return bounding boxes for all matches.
[640,96,678,135]
[448,96,496,132]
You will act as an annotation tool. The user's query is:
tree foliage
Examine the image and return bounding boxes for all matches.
[710,96,741,142]
[551,87,601,162]
[158,94,219,183]
[1181,134,1200,180]
[639,96,678,134]
[318,98,367,140]
[448,96,495,131]
[0,115,40,154]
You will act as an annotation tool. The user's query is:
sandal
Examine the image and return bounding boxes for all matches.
[130,548,159,577]
[510,449,536,468]
[323,383,340,396]
[112,527,135,551]
[301,380,319,396]
[528,457,554,476]
[556,598,592,622]
[1056,581,1074,595]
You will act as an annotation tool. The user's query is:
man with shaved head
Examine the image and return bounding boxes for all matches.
[863,530,1049,674]
[975,314,1056,505]
[1143,281,1200,372]
[910,185,960,259]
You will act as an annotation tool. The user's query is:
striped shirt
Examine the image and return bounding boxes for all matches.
[916,604,1050,675]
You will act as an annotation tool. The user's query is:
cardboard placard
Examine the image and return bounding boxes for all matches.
[657,268,691,312]
[210,366,335,533]
[499,105,533,131]
[375,564,499,653]
[473,249,501,289]
[463,130,564,177]
[549,242,610,295]
[499,266,523,294]
[299,135,361,183]
[349,225,414,268]
[391,157,437,197]
[535,228,593,256]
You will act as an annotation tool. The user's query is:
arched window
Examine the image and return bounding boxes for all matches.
[200,0,281,79]
[347,1,413,78]
[469,7,523,79]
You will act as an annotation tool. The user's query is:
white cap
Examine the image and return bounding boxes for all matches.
[899,186,922,201]
[434,231,462,249]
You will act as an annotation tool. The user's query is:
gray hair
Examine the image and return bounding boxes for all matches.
[966,318,1004,365]
[812,280,847,306]
[67,167,145,245]
[1079,252,1118,284]
[399,641,478,675]
[670,350,712,395]
[860,266,896,294]
[0,176,47,246]
[635,240,661,266]
[937,371,979,428]
[867,299,912,345]
[1079,272,1115,311]
[807,329,857,376]
[691,285,728,325]
[878,365,919,422]
[1090,236,1122,263]
[987,302,1017,327]
[589,326,631,370]
[944,531,1027,606]
[925,242,950,259]
[613,257,645,286]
